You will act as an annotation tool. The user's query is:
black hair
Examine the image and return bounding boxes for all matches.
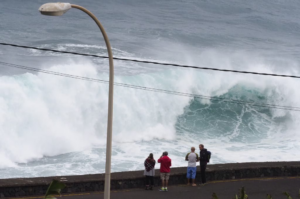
[148,153,154,159]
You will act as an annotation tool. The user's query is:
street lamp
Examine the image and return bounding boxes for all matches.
[39,3,114,199]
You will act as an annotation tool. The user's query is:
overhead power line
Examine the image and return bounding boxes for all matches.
[1,42,300,79]
[0,61,300,112]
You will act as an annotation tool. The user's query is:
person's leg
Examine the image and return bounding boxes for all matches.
[161,180,165,189]
[160,173,165,191]
[145,176,149,189]
[203,163,207,184]
[200,164,207,184]
[149,176,154,190]
[200,164,205,184]
[191,167,197,186]
[187,167,191,185]
[165,173,170,191]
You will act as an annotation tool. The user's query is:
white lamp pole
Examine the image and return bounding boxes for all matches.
[39,3,114,199]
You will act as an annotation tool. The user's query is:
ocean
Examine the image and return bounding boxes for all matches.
[0,0,300,178]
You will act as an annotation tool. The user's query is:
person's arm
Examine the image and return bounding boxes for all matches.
[185,153,189,161]
[196,153,199,162]
[206,152,210,163]
[158,157,162,163]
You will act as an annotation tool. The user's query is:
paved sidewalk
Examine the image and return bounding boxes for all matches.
[11,177,300,199]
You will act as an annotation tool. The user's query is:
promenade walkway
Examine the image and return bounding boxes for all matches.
[10,176,300,199]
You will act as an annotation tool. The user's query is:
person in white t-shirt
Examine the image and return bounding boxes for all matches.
[185,147,199,186]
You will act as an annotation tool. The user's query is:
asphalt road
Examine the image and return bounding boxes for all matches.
[11,177,300,199]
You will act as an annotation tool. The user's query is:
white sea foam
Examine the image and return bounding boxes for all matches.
[0,49,300,178]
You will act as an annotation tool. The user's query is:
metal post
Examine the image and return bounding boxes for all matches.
[71,5,114,199]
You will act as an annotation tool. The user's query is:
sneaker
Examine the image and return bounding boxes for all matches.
[159,187,165,191]
[164,188,168,192]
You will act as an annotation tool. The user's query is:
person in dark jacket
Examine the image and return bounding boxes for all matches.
[199,144,208,185]
[144,153,156,190]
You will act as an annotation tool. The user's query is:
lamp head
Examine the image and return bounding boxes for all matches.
[39,3,71,16]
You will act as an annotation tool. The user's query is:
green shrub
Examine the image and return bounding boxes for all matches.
[235,187,248,199]
[212,192,218,199]
[44,180,66,199]
[284,192,293,199]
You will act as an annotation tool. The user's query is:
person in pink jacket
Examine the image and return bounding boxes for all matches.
[158,151,172,192]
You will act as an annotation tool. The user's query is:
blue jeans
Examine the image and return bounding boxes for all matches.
[187,167,196,179]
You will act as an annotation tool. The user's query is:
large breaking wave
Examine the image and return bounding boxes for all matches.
[0,46,299,178]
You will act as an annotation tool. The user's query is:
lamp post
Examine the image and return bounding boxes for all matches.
[39,3,114,199]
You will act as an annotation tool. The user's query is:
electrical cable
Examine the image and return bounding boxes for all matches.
[1,42,300,78]
[1,61,300,112]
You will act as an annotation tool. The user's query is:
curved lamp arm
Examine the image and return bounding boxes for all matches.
[39,3,114,199]
[70,5,114,199]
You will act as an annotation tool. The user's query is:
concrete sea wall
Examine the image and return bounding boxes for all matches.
[0,161,300,197]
